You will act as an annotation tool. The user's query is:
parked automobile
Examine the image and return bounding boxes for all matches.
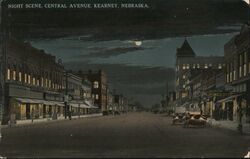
[172,113,186,125]
[172,106,187,125]
[114,111,121,115]
[102,111,109,116]
[108,110,113,115]
[183,113,207,128]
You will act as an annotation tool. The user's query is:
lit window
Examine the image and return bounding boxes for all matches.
[32,77,36,85]
[204,64,208,69]
[41,78,44,87]
[193,64,196,69]
[230,72,232,82]
[49,80,51,88]
[7,69,10,80]
[18,72,22,82]
[243,64,247,76]
[239,66,242,78]
[226,74,229,83]
[28,75,31,84]
[218,64,222,69]
[13,70,16,80]
[95,94,99,100]
[93,81,99,88]
[197,64,200,69]
[24,74,27,83]
[182,64,186,70]
[186,64,190,69]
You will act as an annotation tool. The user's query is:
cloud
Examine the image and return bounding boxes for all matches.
[12,0,248,40]
[76,46,149,58]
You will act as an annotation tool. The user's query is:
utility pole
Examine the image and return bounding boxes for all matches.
[64,71,68,119]
[166,81,169,107]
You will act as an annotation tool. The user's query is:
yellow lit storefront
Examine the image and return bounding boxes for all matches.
[10,98,65,121]
[217,94,241,121]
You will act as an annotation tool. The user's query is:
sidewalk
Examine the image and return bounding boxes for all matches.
[208,118,250,135]
[1,113,103,128]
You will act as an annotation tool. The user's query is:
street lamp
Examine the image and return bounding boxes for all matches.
[63,71,68,119]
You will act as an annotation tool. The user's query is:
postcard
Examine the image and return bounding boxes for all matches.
[0,0,249,158]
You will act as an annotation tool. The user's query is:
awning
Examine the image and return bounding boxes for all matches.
[84,101,92,106]
[181,102,190,107]
[84,101,99,109]
[43,100,56,105]
[89,105,99,109]
[69,103,80,108]
[217,94,242,103]
[53,102,65,107]
[15,98,41,104]
[69,103,91,108]
[15,98,64,106]
[80,103,90,108]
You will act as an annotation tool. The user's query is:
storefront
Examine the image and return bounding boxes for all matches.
[216,94,242,121]
[69,102,90,116]
[10,97,65,121]
[10,98,44,120]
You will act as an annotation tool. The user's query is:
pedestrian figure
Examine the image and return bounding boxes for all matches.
[238,105,243,134]
[69,110,72,120]
[31,108,34,123]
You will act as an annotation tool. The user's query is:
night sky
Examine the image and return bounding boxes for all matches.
[3,0,250,107]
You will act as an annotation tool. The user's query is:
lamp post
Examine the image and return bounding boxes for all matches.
[64,71,69,119]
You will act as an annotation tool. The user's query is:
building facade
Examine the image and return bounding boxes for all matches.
[78,70,108,111]
[223,22,250,123]
[1,38,65,124]
[175,39,225,107]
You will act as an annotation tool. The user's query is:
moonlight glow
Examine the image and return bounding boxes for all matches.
[243,0,250,4]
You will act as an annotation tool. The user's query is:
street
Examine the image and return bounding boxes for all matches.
[0,112,249,158]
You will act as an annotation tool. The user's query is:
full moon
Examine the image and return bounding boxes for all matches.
[135,41,142,46]
[243,0,249,4]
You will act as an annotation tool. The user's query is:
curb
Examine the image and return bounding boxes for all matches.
[209,121,250,136]
[0,113,103,129]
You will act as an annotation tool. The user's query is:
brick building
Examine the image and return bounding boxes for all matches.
[222,22,250,123]
[1,38,65,124]
[78,70,108,111]
[175,39,224,106]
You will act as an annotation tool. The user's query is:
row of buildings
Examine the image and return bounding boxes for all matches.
[169,22,250,125]
[0,38,128,125]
